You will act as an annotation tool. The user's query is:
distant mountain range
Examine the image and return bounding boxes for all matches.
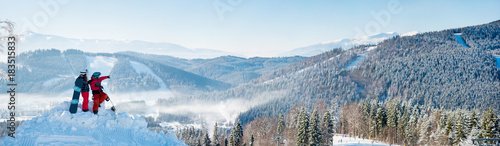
[15,31,418,59]
[282,31,419,57]
[17,31,235,59]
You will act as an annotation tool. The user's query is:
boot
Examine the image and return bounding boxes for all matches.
[83,109,89,112]
[93,111,98,115]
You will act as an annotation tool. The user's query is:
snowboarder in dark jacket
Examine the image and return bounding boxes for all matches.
[89,72,110,114]
[78,69,91,112]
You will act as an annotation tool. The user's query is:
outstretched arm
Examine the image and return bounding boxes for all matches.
[99,76,110,81]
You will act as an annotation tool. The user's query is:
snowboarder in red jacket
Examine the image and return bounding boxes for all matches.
[89,72,110,115]
[78,69,91,112]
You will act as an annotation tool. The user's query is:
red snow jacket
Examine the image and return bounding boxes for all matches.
[89,76,109,94]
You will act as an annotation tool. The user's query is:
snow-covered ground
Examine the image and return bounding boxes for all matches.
[130,61,168,90]
[331,134,395,146]
[0,102,186,145]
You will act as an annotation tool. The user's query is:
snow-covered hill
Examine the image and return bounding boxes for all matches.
[283,32,412,57]
[0,102,186,145]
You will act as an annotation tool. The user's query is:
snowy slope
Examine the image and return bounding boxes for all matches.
[345,46,377,69]
[130,61,168,90]
[86,56,117,87]
[87,56,117,76]
[0,102,186,145]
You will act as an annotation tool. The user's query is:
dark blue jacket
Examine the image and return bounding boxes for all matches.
[78,75,90,92]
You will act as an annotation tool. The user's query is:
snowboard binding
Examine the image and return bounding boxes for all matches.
[107,96,116,112]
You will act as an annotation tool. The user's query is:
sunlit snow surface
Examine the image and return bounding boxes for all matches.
[0,102,186,145]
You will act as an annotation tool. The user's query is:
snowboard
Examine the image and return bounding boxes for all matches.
[69,77,84,114]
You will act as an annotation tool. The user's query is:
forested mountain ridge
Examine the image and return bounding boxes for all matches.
[358,20,500,109]
[0,49,304,93]
[115,52,307,86]
[230,20,500,124]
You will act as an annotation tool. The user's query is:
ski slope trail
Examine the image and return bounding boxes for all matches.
[86,56,117,87]
[130,61,168,90]
[86,56,117,76]
[0,102,186,145]
[345,46,376,69]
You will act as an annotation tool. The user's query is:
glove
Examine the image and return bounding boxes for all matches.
[107,75,111,79]
[106,97,110,101]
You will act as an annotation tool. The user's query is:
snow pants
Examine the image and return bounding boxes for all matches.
[81,92,89,111]
[92,92,108,113]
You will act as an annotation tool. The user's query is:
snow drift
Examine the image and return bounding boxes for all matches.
[0,102,185,145]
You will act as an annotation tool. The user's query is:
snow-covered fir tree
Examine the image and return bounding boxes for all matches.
[322,110,333,135]
[453,112,466,144]
[204,133,212,146]
[213,122,220,146]
[296,108,310,146]
[308,110,322,146]
[376,106,387,134]
[277,113,285,134]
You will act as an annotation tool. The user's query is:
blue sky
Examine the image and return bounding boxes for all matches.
[1,0,499,56]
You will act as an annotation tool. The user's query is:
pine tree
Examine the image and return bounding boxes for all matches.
[204,132,212,146]
[445,114,455,145]
[369,103,378,137]
[230,120,244,146]
[308,110,322,146]
[277,113,285,134]
[479,107,499,139]
[386,101,400,144]
[214,122,220,146]
[322,111,334,135]
[235,120,243,145]
[376,106,387,134]
[249,134,254,146]
[466,109,478,133]
[296,108,310,146]
[398,104,409,144]
[229,130,235,146]
[453,112,465,144]
[387,101,399,129]
[417,118,432,145]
